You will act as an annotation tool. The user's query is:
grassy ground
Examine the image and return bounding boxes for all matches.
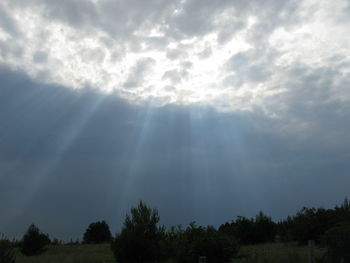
[14,242,326,263]
[234,242,326,263]
[15,244,115,263]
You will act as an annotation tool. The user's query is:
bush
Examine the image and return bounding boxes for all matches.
[219,213,276,245]
[0,235,16,263]
[20,224,50,256]
[192,227,239,263]
[83,220,112,244]
[254,212,276,243]
[167,223,239,263]
[111,201,165,263]
[323,222,350,263]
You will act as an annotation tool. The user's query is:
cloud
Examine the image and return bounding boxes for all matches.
[123,57,156,89]
[33,51,48,63]
[166,48,188,60]
[197,46,212,59]
[162,69,188,84]
[4,0,347,115]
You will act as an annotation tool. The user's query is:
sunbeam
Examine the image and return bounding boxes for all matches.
[118,99,159,206]
[1,0,350,244]
[11,91,108,220]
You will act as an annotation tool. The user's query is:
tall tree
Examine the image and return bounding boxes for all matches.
[0,235,16,263]
[111,201,165,263]
[83,221,112,244]
[20,224,50,256]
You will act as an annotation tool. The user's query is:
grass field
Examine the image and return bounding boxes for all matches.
[14,242,326,263]
[15,244,115,263]
[234,242,326,263]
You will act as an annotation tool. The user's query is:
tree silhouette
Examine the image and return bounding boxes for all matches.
[254,211,275,243]
[324,222,350,263]
[20,224,50,256]
[179,223,239,263]
[83,221,112,244]
[0,235,16,263]
[111,201,165,263]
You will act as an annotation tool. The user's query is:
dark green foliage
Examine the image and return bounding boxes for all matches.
[231,217,256,245]
[51,238,63,245]
[163,225,188,262]
[3,198,350,262]
[254,212,276,243]
[219,212,275,245]
[191,225,239,263]
[111,201,165,263]
[276,216,294,243]
[323,222,350,263]
[278,198,350,244]
[289,207,335,244]
[166,222,239,263]
[67,238,81,245]
[0,235,16,263]
[20,224,50,256]
[83,221,112,244]
[296,208,324,243]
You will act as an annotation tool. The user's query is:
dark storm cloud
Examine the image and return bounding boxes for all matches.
[1,65,350,240]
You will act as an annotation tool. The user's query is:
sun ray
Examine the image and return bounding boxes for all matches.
[12,92,107,219]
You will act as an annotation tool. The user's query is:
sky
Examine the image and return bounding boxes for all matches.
[0,0,350,240]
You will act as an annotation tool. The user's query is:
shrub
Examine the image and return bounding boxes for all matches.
[111,201,165,263]
[168,223,239,263]
[83,220,112,244]
[0,235,16,263]
[20,224,50,256]
[219,213,276,245]
[323,222,350,263]
[192,227,239,263]
[254,211,276,243]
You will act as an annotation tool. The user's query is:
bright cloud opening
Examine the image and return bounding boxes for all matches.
[0,0,350,114]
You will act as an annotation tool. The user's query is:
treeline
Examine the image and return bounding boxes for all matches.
[278,199,350,244]
[219,198,350,246]
[219,211,275,245]
[111,202,238,263]
[1,199,350,262]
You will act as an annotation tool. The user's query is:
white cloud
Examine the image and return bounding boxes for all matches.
[0,0,349,120]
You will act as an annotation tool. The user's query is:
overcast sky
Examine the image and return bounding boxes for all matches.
[1,0,350,240]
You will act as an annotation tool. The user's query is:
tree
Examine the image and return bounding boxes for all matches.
[111,201,165,263]
[254,211,276,243]
[0,235,16,263]
[323,222,350,263]
[188,224,239,263]
[20,224,50,256]
[231,216,256,244]
[83,221,112,244]
[166,223,239,263]
[219,212,276,245]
